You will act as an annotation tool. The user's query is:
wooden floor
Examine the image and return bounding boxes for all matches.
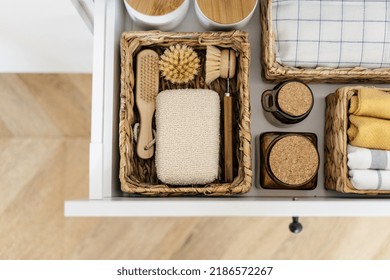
[1,74,390,260]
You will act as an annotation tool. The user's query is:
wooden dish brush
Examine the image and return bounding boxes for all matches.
[206,45,237,182]
[159,44,200,84]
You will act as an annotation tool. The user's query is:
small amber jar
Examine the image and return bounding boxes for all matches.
[261,80,314,127]
[259,132,319,190]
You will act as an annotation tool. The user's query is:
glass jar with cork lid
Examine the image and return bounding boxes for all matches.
[261,80,314,127]
[259,132,319,190]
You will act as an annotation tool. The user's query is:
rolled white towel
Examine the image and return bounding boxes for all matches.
[349,170,390,190]
[347,145,390,170]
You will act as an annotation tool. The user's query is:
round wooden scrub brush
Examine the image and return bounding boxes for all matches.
[159,44,200,84]
[205,45,236,85]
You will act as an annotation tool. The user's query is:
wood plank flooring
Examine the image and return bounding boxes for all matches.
[1,74,390,259]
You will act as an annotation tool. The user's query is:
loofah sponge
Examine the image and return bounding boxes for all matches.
[155,89,220,185]
[159,44,200,84]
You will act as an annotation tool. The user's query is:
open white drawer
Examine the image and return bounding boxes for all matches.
[65,0,390,217]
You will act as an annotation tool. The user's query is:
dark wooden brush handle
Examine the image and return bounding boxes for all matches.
[224,95,233,182]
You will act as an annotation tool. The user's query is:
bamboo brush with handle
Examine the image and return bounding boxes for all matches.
[206,46,236,182]
[136,49,160,159]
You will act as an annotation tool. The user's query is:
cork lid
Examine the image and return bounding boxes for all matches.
[127,0,185,16]
[196,0,257,24]
[269,135,319,186]
[277,81,313,117]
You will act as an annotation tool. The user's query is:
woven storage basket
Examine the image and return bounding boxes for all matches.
[119,30,252,196]
[260,0,390,83]
[325,86,390,195]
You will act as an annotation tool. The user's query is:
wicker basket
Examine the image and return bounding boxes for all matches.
[260,0,390,83]
[325,86,390,195]
[119,30,252,196]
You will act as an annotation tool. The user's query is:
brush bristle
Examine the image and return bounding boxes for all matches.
[206,46,222,85]
[159,44,200,84]
[139,53,159,102]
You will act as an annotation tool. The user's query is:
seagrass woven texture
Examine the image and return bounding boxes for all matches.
[260,0,390,83]
[119,30,252,196]
[325,86,390,194]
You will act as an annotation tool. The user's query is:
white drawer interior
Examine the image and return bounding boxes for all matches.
[64,0,390,217]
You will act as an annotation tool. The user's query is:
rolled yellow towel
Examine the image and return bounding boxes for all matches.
[349,88,390,119]
[348,115,390,150]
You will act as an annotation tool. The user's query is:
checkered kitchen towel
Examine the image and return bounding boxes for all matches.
[272,0,390,68]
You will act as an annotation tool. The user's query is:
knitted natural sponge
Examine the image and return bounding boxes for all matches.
[159,44,200,84]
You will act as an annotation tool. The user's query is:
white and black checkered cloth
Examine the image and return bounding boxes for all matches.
[272,0,390,68]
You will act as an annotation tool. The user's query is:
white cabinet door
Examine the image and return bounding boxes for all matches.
[0,0,93,73]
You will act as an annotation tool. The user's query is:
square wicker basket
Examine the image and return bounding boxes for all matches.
[119,30,252,196]
[260,0,390,83]
[325,86,390,195]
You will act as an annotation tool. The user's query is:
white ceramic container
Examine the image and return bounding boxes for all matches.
[123,0,190,31]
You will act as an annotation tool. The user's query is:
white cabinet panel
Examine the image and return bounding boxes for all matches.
[0,0,92,73]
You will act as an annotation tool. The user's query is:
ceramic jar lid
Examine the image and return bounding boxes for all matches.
[124,0,190,31]
[126,0,185,16]
[195,0,258,29]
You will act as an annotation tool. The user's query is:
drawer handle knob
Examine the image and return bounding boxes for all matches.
[289,216,303,234]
